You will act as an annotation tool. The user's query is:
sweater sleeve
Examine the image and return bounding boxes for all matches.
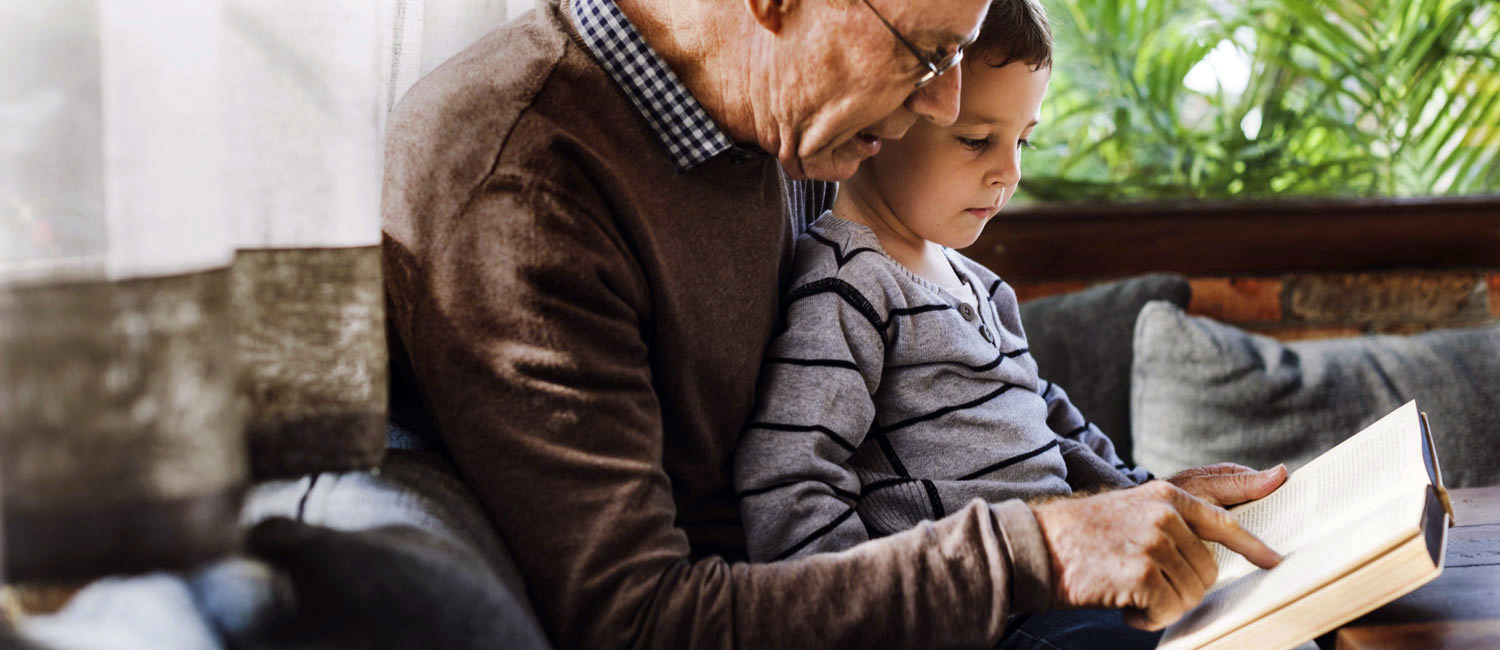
[972,267,1151,489]
[1038,379,1153,487]
[733,267,887,561]
[385,181,1053,650]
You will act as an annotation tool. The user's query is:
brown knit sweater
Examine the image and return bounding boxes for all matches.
[380,1,1053,648]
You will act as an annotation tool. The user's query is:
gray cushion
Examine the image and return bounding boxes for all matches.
[1018,274,1192,464]
[241,449,551,649]
[16,450,553,650]
[1130,301,1500,487]
[244,517,549,650]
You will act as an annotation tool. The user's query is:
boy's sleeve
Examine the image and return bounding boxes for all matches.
[973,265,1152,490]
[1038,379,1153,487]
[734,270,889,562]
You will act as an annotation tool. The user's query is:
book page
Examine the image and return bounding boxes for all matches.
[1210,402,1429,585]
[1161,486,1430,650]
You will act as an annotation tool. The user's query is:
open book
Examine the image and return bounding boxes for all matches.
[1158,401,1452,650]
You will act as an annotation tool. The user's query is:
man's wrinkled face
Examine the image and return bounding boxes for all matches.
[767,0,991,181]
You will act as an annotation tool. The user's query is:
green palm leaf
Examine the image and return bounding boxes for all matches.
[1022,0,1500,201]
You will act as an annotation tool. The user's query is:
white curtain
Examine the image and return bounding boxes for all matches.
[0,0,526,581]
[0,0,231,285]
[0,0,534,283]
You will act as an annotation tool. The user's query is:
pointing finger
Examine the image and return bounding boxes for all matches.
[1174,489,1282,569]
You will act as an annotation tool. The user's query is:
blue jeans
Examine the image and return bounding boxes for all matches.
[997,610,1162,650]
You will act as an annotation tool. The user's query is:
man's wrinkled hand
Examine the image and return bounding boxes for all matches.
[1167,462,1287,507]
[1031,481,1283,631]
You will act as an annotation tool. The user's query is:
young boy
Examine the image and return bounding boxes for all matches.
[734,0,1152,564]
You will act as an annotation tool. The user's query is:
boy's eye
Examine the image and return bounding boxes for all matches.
[957,136,991,151]
[1018,138,1034,150]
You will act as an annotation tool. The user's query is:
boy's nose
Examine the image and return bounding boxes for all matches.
[989,151,1022,187]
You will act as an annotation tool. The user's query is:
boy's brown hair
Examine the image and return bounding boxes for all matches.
[969,0,1052,71]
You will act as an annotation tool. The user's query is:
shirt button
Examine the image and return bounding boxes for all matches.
[980,325,994,344]
[958,303,976,320]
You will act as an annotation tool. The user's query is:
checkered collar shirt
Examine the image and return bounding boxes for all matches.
[569,0,763,171]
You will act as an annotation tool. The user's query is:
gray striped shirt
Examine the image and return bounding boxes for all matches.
[735,212,1150,562]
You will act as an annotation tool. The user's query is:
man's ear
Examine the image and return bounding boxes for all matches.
[745,0,796,33]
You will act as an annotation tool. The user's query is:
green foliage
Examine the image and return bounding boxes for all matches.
[1021,0,1500,201]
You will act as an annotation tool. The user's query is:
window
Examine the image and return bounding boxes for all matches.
[1019,0,1499,203]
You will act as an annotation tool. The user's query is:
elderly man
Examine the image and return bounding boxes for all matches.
[381,0,1286,648]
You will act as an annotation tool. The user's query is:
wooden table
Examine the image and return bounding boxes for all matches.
[1334,485,1500,649]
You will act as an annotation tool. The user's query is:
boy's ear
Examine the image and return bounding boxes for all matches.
[745,0,795,33]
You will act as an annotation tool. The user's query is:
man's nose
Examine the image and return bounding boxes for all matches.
[903,65,961,126]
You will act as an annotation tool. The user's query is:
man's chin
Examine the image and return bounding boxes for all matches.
[783,147,869,182]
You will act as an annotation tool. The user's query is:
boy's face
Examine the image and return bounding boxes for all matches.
[852,59,1050,249]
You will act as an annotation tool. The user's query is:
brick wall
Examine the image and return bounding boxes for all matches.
[979,197,1500,342]
[1012,270,1500,341]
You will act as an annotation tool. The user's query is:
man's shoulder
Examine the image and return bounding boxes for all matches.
[390,12,563,148]
[385,5,640,183]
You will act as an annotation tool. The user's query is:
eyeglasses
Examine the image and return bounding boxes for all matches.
[859,0,966,88]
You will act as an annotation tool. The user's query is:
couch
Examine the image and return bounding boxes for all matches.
[11,273,1499,649]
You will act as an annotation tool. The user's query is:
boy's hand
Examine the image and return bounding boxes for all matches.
[1167,462,1287,507]
[1031,481,1282,631]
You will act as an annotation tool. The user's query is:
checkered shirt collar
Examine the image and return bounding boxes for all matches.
[570,0,761,171]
